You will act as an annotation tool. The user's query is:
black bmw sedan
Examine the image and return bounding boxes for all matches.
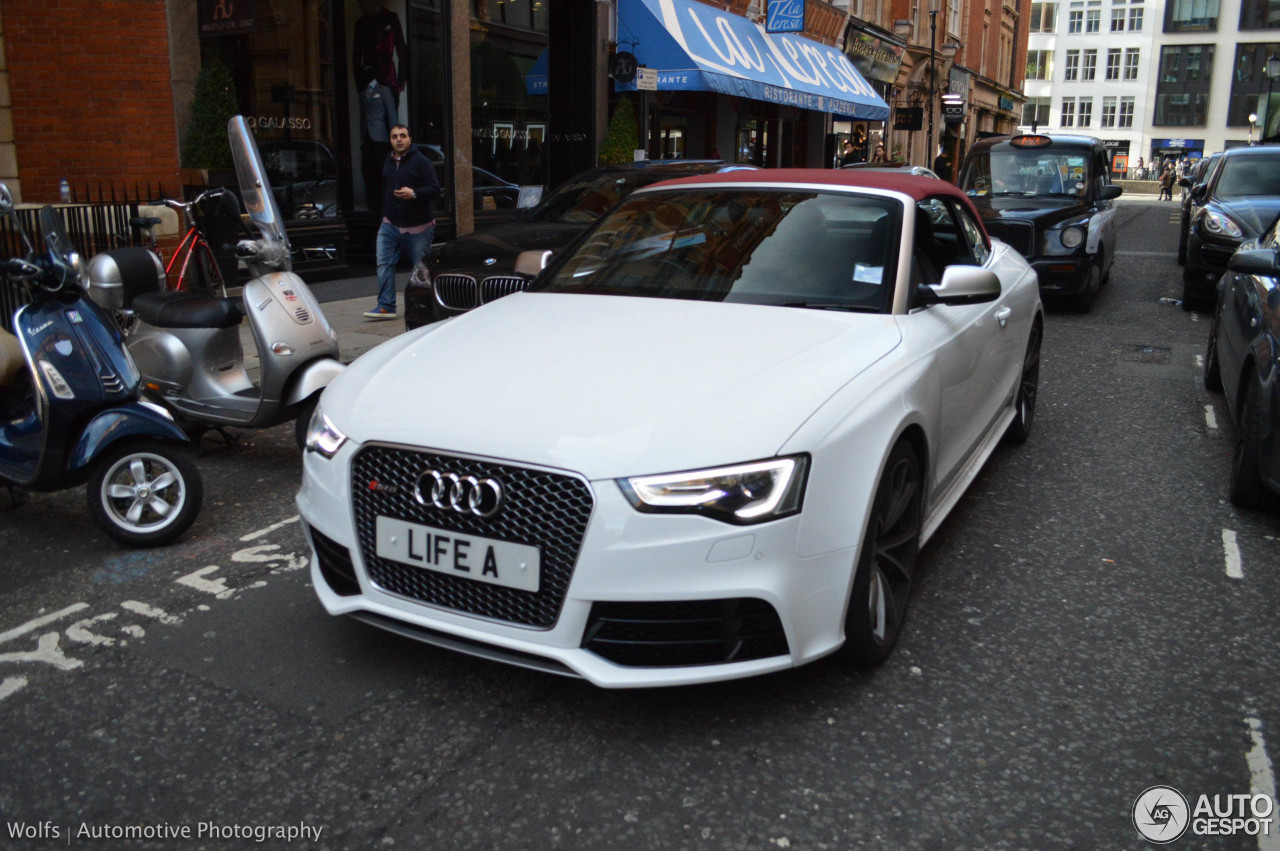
[1183,145,1280,310]
[1205,217,1280,509]
[403,160,756,330]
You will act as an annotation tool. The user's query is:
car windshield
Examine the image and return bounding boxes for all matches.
[963,149,1091,198]
[525,172,666,225]
[1215,152,1280,198]
[537,189,900,313]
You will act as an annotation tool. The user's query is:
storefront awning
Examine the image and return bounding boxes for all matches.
[615,0,889,120]
[526,50,548,96]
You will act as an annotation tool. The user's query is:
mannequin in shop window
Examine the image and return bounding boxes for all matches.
[359,65,397,213]
[354,0,407,108]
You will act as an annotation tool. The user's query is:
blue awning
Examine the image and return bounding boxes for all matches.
[616,0,889,120]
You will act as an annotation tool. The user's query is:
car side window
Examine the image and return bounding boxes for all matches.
[949,202,990,266]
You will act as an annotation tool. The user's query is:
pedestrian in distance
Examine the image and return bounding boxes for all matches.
[1158,163,1176,201]
[365,123,441,320]
[839,140,857,167]
[871,142,888,163]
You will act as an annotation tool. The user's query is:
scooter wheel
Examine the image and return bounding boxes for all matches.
[87,439,203,547]
[294,394,320,452]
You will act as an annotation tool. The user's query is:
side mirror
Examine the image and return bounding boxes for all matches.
[513,249,552,278]
[1098,184,1123,201]
[1227,248,1280,277]
[0,184,12,215]
[1178,177,1192,188]
[920,266,1002,306]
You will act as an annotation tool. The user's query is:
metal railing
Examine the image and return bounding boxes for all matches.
[1,198,147,333]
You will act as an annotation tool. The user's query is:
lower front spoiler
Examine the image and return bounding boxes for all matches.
[1029,259,1089,295]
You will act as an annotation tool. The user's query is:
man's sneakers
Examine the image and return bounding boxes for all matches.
[363,306,397,320]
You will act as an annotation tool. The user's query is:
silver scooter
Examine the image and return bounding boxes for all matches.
[91,116,343,448]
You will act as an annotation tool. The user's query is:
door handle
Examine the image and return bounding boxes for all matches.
[995,306,1012,327]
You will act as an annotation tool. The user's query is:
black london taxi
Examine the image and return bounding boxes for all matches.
[958,134,1122,312]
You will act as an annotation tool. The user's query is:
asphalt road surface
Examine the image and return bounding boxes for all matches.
[2,195,1278,850]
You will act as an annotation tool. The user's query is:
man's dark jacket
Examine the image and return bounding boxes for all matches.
[381,146,440,227]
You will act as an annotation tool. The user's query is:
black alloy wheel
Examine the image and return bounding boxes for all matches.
[839,441,923,666]
[1004,320,1042,445]
[1203,320,1224,393]
[1229,378,1267,509]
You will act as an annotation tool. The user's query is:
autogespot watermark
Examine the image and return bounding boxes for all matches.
[1132,785,1277,844]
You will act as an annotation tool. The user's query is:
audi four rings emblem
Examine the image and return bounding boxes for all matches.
[415,470,505,518]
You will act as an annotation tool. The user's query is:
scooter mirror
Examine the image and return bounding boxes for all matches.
[0,184,13,215]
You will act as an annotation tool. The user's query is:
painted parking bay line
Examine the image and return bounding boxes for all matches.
[1245,713,1280,850]
[1223,529,1244,580]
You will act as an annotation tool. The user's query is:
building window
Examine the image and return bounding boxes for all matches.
[1065,49,1080,80]
[1087,8,1102,29]
[1160,44,1214,82]
[1079,97,1094,126]
[1106,49,1122,79]
[1119,97,1135,126]
[1069,9,1084,31]
[1240,0,1280,29]
[1227,41,1280,125]
[1124,48,1141,79]
[1129,4,1145,28]
[1026,49,1055,79]
[1154,92,1209,124]
[1164,0,1219,32]
[1111,7,1127,29]
[1062,97,1077,126]
[1083,49,1098,79]
[1030,2,1059,31]
[1101,96,1118,126]
[1023,97,1051,125]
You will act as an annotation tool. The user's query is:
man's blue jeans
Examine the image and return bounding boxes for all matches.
[376,222,434,312]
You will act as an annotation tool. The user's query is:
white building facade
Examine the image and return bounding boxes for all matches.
[1021,0,1280,173]
[1020,0,1156,177]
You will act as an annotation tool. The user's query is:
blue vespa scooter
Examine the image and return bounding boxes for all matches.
[0,185,203,546]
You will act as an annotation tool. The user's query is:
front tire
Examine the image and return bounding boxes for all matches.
[1228,378,1266,509]
[837,442,923,666]
[87,440,203,547]
[1182,265,1212,312]
[1204,321,1224,393]
[1004,320,1042,445]
[294,393,320,452]
[1067,266,1099,314]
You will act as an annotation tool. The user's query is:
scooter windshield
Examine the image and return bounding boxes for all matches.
[37,205,81,292]
[228,115,291,270]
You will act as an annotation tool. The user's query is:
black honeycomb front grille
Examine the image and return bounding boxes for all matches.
[351,446,594,628]
[985,221,1034,257]
[583,599,790,667]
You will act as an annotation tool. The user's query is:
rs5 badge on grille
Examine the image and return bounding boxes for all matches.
[374,516,541,592]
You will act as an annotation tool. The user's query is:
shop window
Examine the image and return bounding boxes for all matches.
[1240,0,1280,28]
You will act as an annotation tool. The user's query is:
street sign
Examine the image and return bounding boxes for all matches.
[893,108,923,130]
[636,67,658,91]
[610,52,637,84]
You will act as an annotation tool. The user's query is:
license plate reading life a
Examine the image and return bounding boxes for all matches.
[374,516,541,593]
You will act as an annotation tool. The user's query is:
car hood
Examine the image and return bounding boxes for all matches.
[1214,197,1280,237]
[971,195,1088,227]
[431,220,589,271]
[328,293,902,480]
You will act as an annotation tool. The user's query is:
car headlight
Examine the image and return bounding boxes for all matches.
[1059,225,1085,249]
[618,455,808,525]
[1200,210,1244,240]
[304,407,347,458]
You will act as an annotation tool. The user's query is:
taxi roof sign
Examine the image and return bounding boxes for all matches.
[1011,135,1053,148]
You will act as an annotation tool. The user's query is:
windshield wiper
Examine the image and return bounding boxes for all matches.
[779,302,881,313]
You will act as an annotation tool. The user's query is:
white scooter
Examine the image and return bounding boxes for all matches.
[88,116,343,448]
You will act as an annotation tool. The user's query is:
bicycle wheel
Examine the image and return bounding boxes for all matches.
[185,238,228,297]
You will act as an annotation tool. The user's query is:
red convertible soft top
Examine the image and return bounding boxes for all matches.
[647,168,987,233]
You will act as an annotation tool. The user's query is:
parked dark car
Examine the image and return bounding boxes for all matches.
[1182,145,1280,310]
[1177,151,1223,266]
[958,133,1122,312]
[403,160,757,330]
[1204,218,1280,508]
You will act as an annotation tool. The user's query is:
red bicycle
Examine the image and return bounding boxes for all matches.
[148,188,243,296]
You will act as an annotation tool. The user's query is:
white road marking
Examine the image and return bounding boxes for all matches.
[240,515,299,542]
[0,676,28,700]
[1206,405,1219,430]
[1245,714,1280,850]
[176,565,235,598]
[1195,355,1204,368]
[120,600,180,625]
[0,603,90,646]
[66,612,120,647]
[0,632,84,671]
[1223,529,1244,579]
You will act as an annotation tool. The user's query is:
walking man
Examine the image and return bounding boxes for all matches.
[365,123,440,319]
